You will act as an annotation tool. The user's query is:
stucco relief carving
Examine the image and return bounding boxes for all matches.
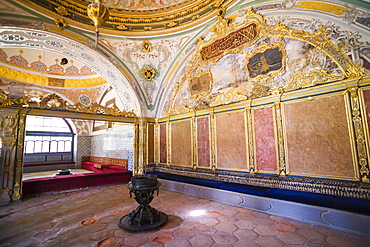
[165,8,364,116]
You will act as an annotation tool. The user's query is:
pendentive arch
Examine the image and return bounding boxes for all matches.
[0,26,143,116]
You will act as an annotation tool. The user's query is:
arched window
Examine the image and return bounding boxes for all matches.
[24,116,75,164]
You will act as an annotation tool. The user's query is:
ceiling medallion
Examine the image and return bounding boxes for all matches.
[141,66,157,82]
[141,40,152,53]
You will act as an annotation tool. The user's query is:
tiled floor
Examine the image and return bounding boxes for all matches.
[1,183,369,247]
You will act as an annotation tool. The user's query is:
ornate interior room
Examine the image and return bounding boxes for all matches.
[0,0,370,245]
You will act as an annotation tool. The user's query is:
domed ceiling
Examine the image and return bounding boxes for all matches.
[0,0,369,117]
[18,0,236,35]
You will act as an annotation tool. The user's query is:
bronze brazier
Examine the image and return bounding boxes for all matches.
[118,175,168,231]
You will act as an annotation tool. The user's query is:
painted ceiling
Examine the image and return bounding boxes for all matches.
[0,0,369,118]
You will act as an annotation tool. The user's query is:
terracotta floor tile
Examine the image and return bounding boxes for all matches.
[0,184,369,247]
[212,231,239,244]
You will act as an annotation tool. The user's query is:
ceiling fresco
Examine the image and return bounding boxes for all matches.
[0,0,369,118]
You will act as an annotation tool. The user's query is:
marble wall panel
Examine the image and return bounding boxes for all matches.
[197,117,210,168]
[216,111,247,170]
[363,89,370,133]
[254,107,277,172]
[160,124,167,163]
[91,124,133,159]
[171,120,192,166]
[284,95,354,178]
[148,124,154,163]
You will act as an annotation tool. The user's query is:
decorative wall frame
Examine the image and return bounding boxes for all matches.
[188,68,213,98]
[245,40,286,83]
[169,8,364,113]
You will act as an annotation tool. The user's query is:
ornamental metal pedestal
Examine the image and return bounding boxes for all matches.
[118,179,167,232]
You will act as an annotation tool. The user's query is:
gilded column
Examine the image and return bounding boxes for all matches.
[12,110,27,200]
[209,112,216,170]
[0,109,20,205]
[154,120,159,165]
[274,101,288,175]
[133,121,140,176]
[135,118,147,176]
[348,87,369,182]
[166,120,171,165]
[192,115,198,169]
[245,106,256,173]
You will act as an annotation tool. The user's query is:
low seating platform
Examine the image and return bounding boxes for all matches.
[148,171,370,215]
[23,157,132,196]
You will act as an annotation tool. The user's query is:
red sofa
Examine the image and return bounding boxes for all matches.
[81,156,129,173]
[23,157,132,196]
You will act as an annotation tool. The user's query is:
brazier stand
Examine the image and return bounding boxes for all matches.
[118,179,167,231]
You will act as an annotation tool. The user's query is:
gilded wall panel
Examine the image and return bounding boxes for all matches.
[148,124,155,164]
[171,120,192,167]
[215,111,247,170]
[159,124,167,164]
[284,95,354,178]
[254,107,277,172]
[197,117,210,168]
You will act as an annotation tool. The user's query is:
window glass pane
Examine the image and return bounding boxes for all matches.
[64,141,71,152]
[26,116,71,132]
[50,141,58,153]
[25,141,34,154]
[34,141,42,153]
[57,141,65,152]
[41,136,50,153]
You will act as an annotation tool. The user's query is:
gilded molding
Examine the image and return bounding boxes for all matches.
[209,92,248,107]
[245,106,256,173]
[250,85,271,99]
[284,69,345,92]
[348,87,369,182]
[0,92,137,118]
